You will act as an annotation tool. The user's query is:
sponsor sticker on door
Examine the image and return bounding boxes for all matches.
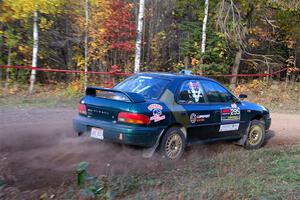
[221,107,240,122]
[219,123,239,132]
[190,113,210,123]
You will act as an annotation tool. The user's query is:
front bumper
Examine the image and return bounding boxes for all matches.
[73,115,163,147]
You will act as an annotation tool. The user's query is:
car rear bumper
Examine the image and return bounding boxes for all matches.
[73,115,163,147]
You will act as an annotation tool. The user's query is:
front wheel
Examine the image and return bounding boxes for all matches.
[159,127,186,160]
[244,120,265,149]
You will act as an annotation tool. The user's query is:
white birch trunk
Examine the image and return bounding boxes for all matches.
[84,0,89,89]
[29,11,39,94]
[200,0,209,65]
[134,0,145,73]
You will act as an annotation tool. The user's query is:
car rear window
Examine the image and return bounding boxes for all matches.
[95,90,131,102]
[114,75,170,99]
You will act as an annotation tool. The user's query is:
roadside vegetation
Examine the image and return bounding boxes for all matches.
[106,146,299,200]
[2,145,298,199]
[1,80,299,113]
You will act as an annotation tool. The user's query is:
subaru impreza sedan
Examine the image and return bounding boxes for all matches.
[73,73,271,160]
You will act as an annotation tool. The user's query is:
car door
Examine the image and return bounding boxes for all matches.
[176,79,221,142]
[200,80,247,139]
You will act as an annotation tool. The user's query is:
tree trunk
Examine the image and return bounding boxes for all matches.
[295,38,299,67]
[266,59,270,83]
[230,48,242,89]
[184,56,190,69]
[29,11,39,94]
[200,0,209,75]
[292,39,299,88]
[134,0,145,73]
[146,0,153,65]
[0,23,3,84]
[84,0,89,89]
[5,46,12,89]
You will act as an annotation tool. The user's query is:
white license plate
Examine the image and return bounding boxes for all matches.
[90,127,104,140]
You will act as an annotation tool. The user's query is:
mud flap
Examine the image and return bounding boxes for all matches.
[236,121,251,146]
[142,126,187,158]
[142,130,165,158]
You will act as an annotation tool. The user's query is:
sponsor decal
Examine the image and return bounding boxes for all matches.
[188,81,203,103]
[190,113,197,123]
[147,104,163,111]
[231,103,237,108]
[219,123,240,132]
[190,113,210,123]
[221,107,240,122]
[148,104,165,122]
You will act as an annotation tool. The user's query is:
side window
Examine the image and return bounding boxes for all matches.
[201,80,235,103]
[177,80,205,104]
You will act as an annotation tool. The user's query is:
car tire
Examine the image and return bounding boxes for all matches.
[244,120,265,149]
[159,127,186,160]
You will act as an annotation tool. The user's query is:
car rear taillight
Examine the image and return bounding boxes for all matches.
[78,103,87,115]
[118,112,150,125]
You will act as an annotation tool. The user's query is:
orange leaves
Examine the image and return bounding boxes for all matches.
[87,0,136,67]
[0,1,15,22]
[102,0,136,52]
[88,0,111,60]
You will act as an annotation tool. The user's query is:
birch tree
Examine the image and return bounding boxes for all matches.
[5,0,62,93]
[29,11,38,94]
[200,0,209,75]
[134,0,145,73]
[200,0,209,61]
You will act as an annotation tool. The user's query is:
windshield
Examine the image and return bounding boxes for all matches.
[114,75,170,99]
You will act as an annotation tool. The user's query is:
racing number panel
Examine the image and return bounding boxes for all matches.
[175,79,247,143]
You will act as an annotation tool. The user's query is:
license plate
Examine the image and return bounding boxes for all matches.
[90,127,104,140]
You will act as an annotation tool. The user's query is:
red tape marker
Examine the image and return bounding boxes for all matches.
[0,66,294,77]
[0,66,132,76]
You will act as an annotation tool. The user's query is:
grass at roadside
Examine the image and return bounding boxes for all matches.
[0,145,299,199]
[105,145,299,199]
[234,80,300,113]
[45,145,299,199]
[0,83,80,108]
[0,91,78,108]
[1,80,299,113]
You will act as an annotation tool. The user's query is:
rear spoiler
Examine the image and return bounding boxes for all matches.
[85,86,146,103]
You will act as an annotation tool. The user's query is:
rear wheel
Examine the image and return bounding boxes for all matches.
[160,127,186,160]
[244,120,265,149]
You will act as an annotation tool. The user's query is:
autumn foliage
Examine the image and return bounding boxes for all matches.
[104,1,136,52]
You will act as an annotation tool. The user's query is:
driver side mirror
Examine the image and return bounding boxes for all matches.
[239,94,247,100]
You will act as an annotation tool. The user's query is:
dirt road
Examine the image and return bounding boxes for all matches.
[0,107,299,195]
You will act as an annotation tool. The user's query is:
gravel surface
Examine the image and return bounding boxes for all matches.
[0,107,299,193]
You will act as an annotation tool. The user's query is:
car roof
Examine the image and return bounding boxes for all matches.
[138,72,215,82]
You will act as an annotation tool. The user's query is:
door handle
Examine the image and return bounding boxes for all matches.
[214,110,221,115]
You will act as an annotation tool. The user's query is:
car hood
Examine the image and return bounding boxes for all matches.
[241,101,269,114]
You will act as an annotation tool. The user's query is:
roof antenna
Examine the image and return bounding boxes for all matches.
[179,69,192,75]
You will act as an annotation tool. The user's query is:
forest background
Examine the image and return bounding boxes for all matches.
[0,0,299,93]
